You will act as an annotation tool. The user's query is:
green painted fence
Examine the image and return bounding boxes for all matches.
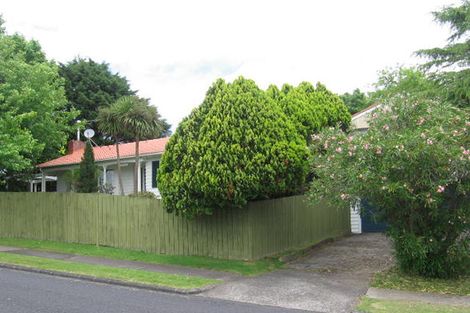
[0,192,350,260]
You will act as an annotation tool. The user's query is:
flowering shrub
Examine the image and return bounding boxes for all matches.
[309,96,470,278]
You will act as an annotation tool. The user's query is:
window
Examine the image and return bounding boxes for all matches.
[152,161,159,188]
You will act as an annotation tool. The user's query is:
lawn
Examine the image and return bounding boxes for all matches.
[357,297,470,313]
[372,268,470,296]
[0,252,219,289]
[0,238,283,276]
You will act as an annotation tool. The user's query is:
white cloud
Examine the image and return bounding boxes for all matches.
[1,0,457,129]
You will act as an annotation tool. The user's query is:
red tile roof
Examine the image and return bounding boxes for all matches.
[38,137,170,168]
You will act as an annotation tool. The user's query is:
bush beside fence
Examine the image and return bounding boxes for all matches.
[0,193,350,260]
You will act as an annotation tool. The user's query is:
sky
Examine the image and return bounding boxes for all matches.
[1,0,458,129]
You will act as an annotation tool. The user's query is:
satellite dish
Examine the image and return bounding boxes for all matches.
[84,129,95,139]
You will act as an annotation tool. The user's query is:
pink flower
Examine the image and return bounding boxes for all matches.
[463,149,470,156]
[427,139,433,145]
[336,147,343,153]
[382,124,389,131]
[363,143,370,150]
[348,136,353,142]
[437,185,445,193]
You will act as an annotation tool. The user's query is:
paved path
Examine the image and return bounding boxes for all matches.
[0,268,312,313]
[201,234,394,313]
[0,245,238,281]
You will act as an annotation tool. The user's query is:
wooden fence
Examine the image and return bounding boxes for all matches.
[0,193,350,260]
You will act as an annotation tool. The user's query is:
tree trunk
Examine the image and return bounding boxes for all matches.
[115,140,125,196]
[133,138,140,194]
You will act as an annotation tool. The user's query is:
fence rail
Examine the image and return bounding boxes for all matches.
[0,192,350,260]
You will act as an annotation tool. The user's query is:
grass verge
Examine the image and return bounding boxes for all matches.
[356,297,470,313]
[0,238,283,276]
[0,252,219,290]
[372,268,470,296]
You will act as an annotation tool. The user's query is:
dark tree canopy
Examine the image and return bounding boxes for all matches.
[340,88,374,114]
[76,141,98,193]
[158,77,309,218]
[417,0,470,107]
[59,58,136,143]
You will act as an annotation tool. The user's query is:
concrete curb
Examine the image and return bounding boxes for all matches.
[366,287,470,307]
[0,263,218,295]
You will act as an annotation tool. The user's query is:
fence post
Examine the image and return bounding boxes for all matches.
[96,194,100,247]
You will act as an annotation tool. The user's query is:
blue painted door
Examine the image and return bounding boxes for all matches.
[361,200,388,233]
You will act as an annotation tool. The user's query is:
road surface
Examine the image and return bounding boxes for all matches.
[0,268,310,313]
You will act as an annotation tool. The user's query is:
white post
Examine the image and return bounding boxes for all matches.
[30,181,33,192]
[41,172,46,192]
[137,161,141,192]
[102,165,107,185]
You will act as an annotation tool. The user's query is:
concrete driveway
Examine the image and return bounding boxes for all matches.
[201,234,394,313]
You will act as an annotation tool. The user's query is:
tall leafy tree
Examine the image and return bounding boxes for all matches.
[76,141,98,193]
[59,58,136,143]
[0,21,77,189]
[113,96,165,194]
[417,0,470,107]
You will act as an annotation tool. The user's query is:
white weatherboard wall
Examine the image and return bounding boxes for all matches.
[351,202,362,234]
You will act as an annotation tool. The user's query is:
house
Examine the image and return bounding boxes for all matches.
[349,102,386,234]
[350,102,382,132]
[34,137,169,196]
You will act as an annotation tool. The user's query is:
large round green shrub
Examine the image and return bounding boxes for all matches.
[158,77,309,218]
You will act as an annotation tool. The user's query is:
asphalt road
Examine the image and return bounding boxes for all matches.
[0,268,311,313]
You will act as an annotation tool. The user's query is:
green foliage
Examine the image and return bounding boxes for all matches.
[129,191,158,199]
[59,58,136,144]
[111,95,166,194]
[158,77,310,218]
[357,297,470,313]
[76,141,98,193]
[373,267,470,296]
[268,82,351,140]
[340,88,374,114]
[63,169,80,192]
[113,96,165,141]
[309,71,469,278]
[0,27,77,188]
[417,1,470,107]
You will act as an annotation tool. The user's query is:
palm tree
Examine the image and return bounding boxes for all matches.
[114,96,164,194]
[97,106,126,195]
